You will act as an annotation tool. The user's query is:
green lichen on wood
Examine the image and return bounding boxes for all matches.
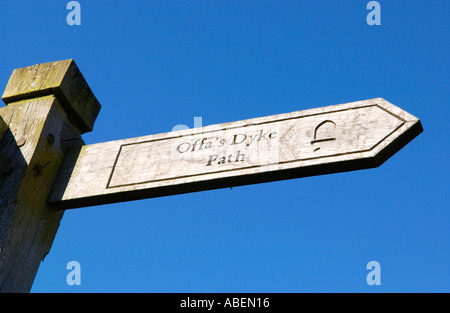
[2,59,101,134]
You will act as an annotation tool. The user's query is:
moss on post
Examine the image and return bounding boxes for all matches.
[0,60,100,292]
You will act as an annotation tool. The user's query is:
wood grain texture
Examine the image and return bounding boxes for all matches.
[0,59,98,292]
[0,116,7,142]
[0,96,83,292]
[49,98,422,210]
[2,59,101,134]
[0,96,81,292]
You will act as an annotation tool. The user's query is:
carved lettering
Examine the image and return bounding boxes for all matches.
[206,150,246,166]
[311,120,337,152]
[101,102,411,191]
[175,129,277,166]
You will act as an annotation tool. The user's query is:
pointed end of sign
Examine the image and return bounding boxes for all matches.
[368,98,423,167]
[373,119,423,168]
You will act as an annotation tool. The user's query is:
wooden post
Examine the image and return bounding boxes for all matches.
[0,117,8,143]
[0,60,423,292]
[0,60,100,292]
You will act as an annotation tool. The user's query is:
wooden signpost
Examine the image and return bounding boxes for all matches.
[0,60,422,292]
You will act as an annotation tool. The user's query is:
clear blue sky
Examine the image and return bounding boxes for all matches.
[1,1,448,292]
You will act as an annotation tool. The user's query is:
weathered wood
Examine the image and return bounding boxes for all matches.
[49,98,422,210]
[0,60,99,292]
[0,116,7,142]
[0,59,423,292]
[2,59,101,134]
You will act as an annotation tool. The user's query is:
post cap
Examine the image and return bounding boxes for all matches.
[2,59,101,134]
